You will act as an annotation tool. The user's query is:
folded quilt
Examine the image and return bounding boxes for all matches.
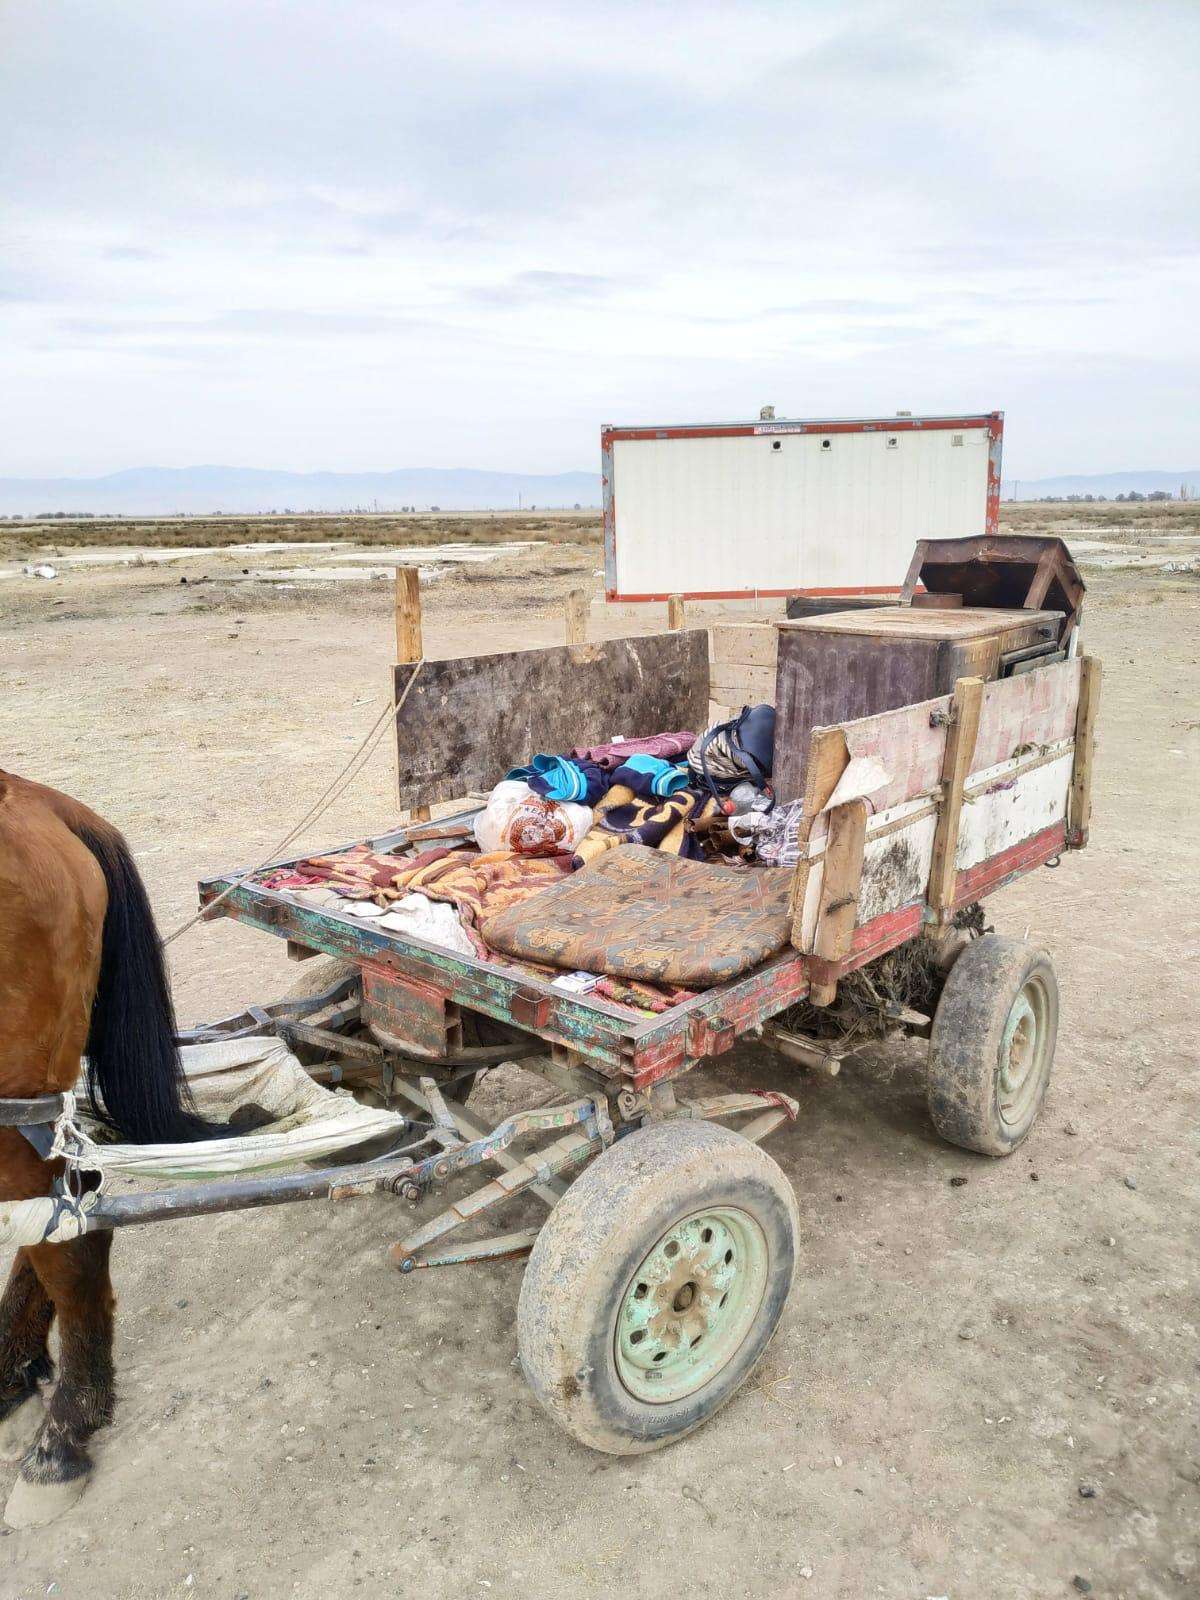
[608,754,690,798]
[568,731,695,772]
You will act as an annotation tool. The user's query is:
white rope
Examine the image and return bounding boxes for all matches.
[162,659,425,948]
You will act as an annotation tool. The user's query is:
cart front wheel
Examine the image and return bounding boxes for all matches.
[927,934,1059,1156]
[517,1119,798,1455]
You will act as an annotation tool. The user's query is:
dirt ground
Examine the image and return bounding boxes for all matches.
[1,508,1197,1600]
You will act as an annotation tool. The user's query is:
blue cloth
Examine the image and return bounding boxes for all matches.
[610,755,690,799]
[515,755,608,806]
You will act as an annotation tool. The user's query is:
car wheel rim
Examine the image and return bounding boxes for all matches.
[998,974,1051,1130]
[614,1206,768,1404]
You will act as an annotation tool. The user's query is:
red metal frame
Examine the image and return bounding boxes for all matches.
[601,412,1004,603]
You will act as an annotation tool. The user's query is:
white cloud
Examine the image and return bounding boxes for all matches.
[1,0,1197,477]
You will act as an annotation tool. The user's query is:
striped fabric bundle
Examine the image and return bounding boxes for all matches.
[686,704,776,798]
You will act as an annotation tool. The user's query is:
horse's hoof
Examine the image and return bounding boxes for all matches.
[0,1393,44,1463]
[4,1470,88,1529]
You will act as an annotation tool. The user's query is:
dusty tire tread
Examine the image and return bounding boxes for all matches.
[927,934,1058,1156]
[518,1119,798,1455]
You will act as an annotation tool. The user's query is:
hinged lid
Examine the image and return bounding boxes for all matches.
[899,535,1084,640]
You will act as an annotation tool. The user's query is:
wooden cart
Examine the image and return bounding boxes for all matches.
[6,573,1101,1455]
[179,609,1099,1451]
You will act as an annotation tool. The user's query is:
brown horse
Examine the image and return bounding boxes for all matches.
[0,770,209,1526]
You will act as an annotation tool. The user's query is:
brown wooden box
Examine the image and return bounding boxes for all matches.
[772,606,1063,802]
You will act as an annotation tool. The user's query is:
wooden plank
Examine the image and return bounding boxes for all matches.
[710,665,777,705]
[787,725,849,948]
[667,594,686,631]
[838,694,949,812]
[898,540,928,605]
[809,798,869,1005]
[564,589,588,645]
[394,631,710,808]
[710,623,779,669]
[1067,655,1101,847]
[1023,545,1059,610]
[776,607,1061,641]
[927,675,985,917]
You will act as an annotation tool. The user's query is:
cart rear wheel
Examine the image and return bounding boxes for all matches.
[517,1119,798,1455]
[927,934,1059,1156]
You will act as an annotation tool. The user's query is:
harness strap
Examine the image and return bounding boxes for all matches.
[0,1093,71,1127]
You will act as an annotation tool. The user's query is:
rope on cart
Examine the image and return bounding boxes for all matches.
[162,658,426,949]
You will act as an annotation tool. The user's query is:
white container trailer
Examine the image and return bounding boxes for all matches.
[601,411,1003,601]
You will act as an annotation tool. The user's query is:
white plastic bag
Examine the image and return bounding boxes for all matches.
[473,780,591,856]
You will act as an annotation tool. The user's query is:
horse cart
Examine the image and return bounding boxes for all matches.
[2,537,1100,1461]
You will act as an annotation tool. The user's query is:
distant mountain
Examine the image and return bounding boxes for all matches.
[0,465,602,516]
[1002,469,1199,500]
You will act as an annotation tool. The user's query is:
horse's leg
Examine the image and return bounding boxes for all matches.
[4,1233,114,1528]
[0,1252,54,1461]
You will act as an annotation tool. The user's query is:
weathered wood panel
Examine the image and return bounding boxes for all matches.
[957,752,1074,872]
[973,658,1081,771]
[710,623,779,669]
[710,665,777,706]
[394,630,710,807]
[774,631,947,801]
[791,657,1084,952]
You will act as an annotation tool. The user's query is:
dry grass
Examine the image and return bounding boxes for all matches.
[0,509,603,556]
[1000,499,1200,537]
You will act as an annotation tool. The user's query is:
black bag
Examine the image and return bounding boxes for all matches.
[689,704,776,803]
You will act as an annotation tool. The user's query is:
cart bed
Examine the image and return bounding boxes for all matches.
[200,655,1095,1090]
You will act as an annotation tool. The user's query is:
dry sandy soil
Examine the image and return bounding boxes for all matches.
[0,508,1197,1600]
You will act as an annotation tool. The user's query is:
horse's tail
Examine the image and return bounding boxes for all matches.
[67,816,213,1145]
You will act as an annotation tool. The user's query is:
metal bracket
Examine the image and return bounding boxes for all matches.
[510,987,553,1029]
[685,1014,737,1059]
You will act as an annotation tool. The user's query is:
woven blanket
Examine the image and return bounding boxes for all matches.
[481,845,793,987]
[573,785,721,866]
[262,845,573,958]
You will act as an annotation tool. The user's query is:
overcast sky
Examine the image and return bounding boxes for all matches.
[2,0,1197,480]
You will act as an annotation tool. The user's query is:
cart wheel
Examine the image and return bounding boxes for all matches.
[927,934,1059,1156]
[517,1119,798,1455]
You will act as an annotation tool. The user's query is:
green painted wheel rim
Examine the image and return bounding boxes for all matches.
[998,973,1052,1130]
[614,1206,768,1404]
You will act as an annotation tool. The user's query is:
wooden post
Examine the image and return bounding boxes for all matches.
[808,798,869,1007]
[667,594,685,631]
[395,566,423,664]
[394,566,430,821]
[1067,655,1101,847]
[927,675,985,919]
[565,588,588,645]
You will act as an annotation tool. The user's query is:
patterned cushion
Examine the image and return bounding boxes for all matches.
[480,845,793,988]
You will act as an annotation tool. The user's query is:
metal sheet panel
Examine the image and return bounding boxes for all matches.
[605,413,1001,600]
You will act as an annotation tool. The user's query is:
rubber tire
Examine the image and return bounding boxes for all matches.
[927,934,1059,1156]
[517,1120,798,1455]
